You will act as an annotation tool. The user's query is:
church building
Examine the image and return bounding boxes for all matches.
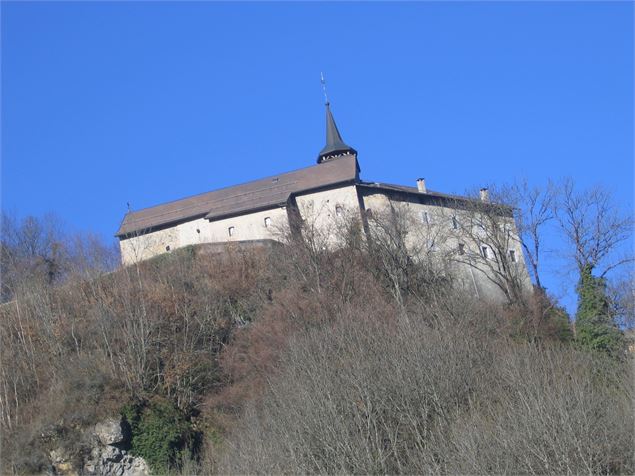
[116,103,531,302]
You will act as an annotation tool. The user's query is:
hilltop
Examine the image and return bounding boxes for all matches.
[1,214,632,475]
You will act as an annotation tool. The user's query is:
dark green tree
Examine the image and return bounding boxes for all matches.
[575,265,624,356]
[122,399,198,474]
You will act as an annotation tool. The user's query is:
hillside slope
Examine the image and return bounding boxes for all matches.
[1,235,632,474]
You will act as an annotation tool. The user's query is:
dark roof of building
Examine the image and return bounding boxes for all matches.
[116,154,359,237]
[317,103,357,163]
[357,181,514,214]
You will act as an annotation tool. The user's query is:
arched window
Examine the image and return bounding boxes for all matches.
[264,217,272,228]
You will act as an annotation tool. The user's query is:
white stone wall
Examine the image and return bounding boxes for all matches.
[362,192,457,253]
[176,217,210,248]
[119,207,289,265]
[204,207,289,243]
[360,191,531,303]
[294,185,361,245]
[119,225,180,265]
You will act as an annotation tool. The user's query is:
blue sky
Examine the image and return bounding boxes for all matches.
[2,2,633,305]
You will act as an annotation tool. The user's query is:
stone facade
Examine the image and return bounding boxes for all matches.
[118,179,531,303]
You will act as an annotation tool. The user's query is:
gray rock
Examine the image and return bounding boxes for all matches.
[46,417,149,476]
[49,448,77,475]
[93,418,125,446]
[83,444,149,476]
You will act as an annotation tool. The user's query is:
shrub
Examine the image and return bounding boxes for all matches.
[122,399,200,474]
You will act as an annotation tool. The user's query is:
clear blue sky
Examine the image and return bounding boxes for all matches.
[2,2,633,303]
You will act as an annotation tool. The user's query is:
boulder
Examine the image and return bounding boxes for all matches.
[49,448,78,476]
[93,418,125,446]
[83,417,149,476]
[83,446,149,476]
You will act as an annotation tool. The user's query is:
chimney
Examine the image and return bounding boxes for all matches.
[416,178,427,193]
[479,188,490,202]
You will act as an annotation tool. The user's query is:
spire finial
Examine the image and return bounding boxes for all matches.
[320,72,329,105]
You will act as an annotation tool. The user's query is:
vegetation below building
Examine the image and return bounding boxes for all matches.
[1,188,633,474]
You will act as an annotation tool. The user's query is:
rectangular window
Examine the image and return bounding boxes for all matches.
[452,216,458,230]
[228,226,235,237]
[421,211,430,224]
[335,205,343,217]
[509,249,517,263]
[458,243,465,255]
[481,246,489,259]
[264,217,272,228]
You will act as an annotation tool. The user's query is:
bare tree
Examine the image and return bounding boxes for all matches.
[495,180,557,290]
[1,212,68,300]
[555,178,633,277]
[449,195,531,305]
[363,201,453,312]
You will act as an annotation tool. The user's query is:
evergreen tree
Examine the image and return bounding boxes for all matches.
[575,265,624,356]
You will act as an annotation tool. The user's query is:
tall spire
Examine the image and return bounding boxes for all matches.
[317,103,357,164]
[317,75,357,164]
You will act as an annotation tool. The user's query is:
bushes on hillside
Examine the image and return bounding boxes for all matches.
[220,304,634,475]
[0,245,270,473]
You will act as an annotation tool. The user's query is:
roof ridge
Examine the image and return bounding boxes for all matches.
[125,158,351,217]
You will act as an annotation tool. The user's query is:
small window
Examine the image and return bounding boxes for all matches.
[196,228,200,234]
[509,249,517,263]
[481,246,489,259]
[264,217,272,228]
[421,211,430,224]
[452,216,459,230]
[335,205,343,217]
[228,226,235,237]
[165,245,171,252]
[458,243,465,255]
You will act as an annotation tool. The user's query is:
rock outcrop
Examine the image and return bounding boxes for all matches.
[48,417,149,476]
[83,445,149,476]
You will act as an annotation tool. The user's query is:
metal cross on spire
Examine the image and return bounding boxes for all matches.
[320,72,329,105]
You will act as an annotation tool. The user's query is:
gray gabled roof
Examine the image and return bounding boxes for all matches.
[116,155,359,237]
[358,181,514,215]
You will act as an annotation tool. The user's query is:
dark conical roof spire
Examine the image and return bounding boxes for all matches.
[317,102,357,164]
